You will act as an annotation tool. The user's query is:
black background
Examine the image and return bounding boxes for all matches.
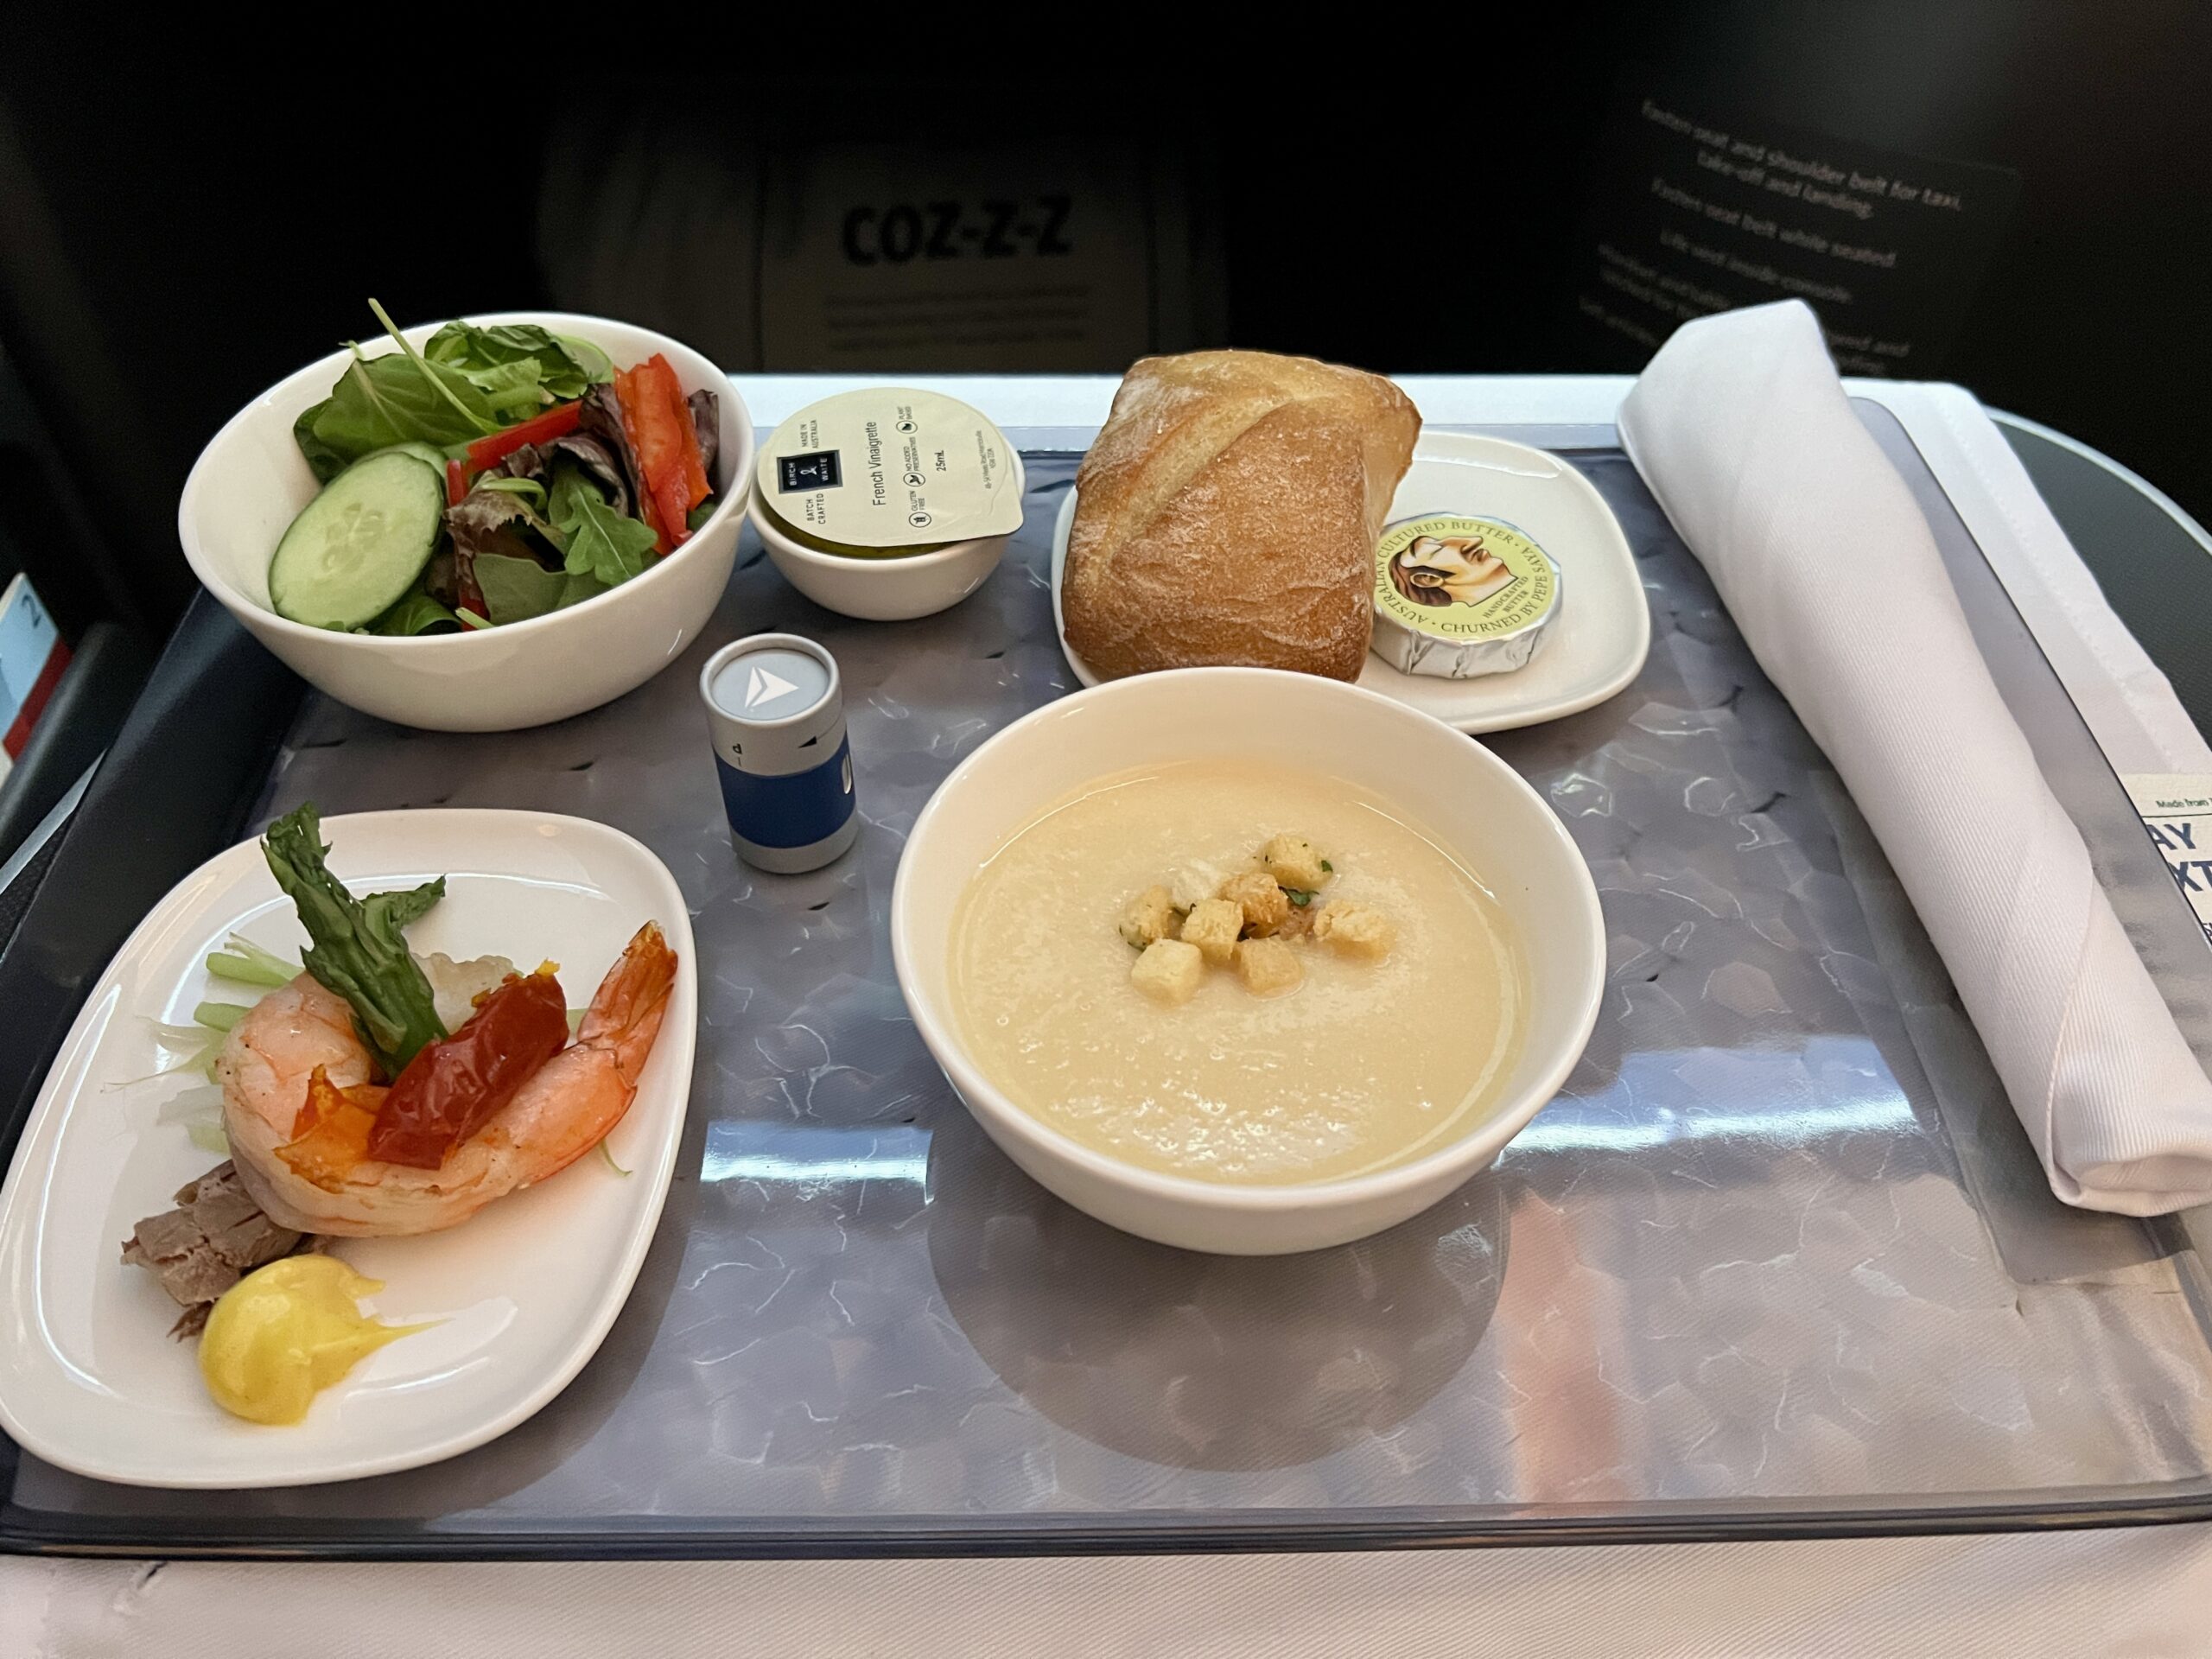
[3,3,2209,638]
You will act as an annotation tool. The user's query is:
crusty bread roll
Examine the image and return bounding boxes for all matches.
[1064,351,1420,682]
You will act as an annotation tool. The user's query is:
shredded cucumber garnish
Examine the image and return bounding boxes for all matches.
[116,1016,226,1086]
[156,1083,229,1152]
[156,1084,227,1124]
[597,1140,632,1178]
[205,934,301,989]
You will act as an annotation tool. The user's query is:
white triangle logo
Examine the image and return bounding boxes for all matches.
[745,664,799,711]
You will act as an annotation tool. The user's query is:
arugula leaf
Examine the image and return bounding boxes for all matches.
[548,464,656,588]
[686,496,718,534]
[559,488,658,587]
[475,551,606,626]
[545,463,601,532]
[259,803,448,1077]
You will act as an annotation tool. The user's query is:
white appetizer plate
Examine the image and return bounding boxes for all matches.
[0,810,697,1488]
[1051,430,1650,733]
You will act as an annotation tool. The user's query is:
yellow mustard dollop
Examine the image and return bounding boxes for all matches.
[198,1256,427,1426]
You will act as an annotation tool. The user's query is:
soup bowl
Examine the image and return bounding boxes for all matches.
[179,311,753,733]
[890,666,1605,1255]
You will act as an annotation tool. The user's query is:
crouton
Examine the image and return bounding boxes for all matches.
[1179,897,1243,965]
[1261,834,1332,892]
[1219,871,1290,937]
[1233,936,1303,996]
[1130,938,1205,1004]
[1313,901,1395,961]
[1117,885,1179,949]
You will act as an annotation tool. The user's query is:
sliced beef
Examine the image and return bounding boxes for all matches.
[122,1163,321,1339]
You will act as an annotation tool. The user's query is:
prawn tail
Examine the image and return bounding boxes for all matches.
[578,922,678,1050]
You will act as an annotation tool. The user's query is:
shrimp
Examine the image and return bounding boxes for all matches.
[220,923,678,1237]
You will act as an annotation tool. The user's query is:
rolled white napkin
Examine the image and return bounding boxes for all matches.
[1619,299,2212,1216]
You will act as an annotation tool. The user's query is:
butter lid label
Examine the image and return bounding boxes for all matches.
[1375,515,1557,640]
[759,388,1022,550]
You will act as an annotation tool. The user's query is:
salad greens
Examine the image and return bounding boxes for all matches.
[260,803,448,1077]
[560,483,660,588]
[424,319,608,404]
[294,304,608,482]
[271,299,722,639]
[476,554,603,626]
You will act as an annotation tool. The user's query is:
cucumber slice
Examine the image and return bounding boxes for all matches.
[270,453,445,631]
[368,441,453,474]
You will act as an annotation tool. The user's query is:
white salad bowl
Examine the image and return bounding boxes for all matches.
[747,453,1024,622]
[179,311,754,733]
[890,667,1605,1255]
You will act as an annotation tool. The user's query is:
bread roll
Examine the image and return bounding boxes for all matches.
[1064,351,1420,682]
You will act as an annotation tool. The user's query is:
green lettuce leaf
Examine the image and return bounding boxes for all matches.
[371,587,462,636]
[293,404,353,483]
[306,347,498,464]
[474,552,606,625]
[425,321,595,403]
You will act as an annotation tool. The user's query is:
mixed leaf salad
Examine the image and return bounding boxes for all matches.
[273,301,721,635]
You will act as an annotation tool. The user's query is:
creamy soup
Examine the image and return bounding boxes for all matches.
[948,760,1526,1185]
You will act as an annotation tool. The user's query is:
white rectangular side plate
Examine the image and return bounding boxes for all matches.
[0,810,697,1489]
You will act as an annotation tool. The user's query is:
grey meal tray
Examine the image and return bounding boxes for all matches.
[7,410,2212,1558]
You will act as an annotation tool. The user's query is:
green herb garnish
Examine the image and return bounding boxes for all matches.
[1285,888,1314,907]
[1319,860,1333,874]
[259,803,448,1077]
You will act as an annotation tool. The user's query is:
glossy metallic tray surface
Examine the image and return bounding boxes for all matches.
[8,429,2212,1556]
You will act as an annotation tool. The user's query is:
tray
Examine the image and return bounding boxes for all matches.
[4,413,2212,1557]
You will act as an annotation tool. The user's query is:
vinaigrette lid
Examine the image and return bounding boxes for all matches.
[756,388,1021,552]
